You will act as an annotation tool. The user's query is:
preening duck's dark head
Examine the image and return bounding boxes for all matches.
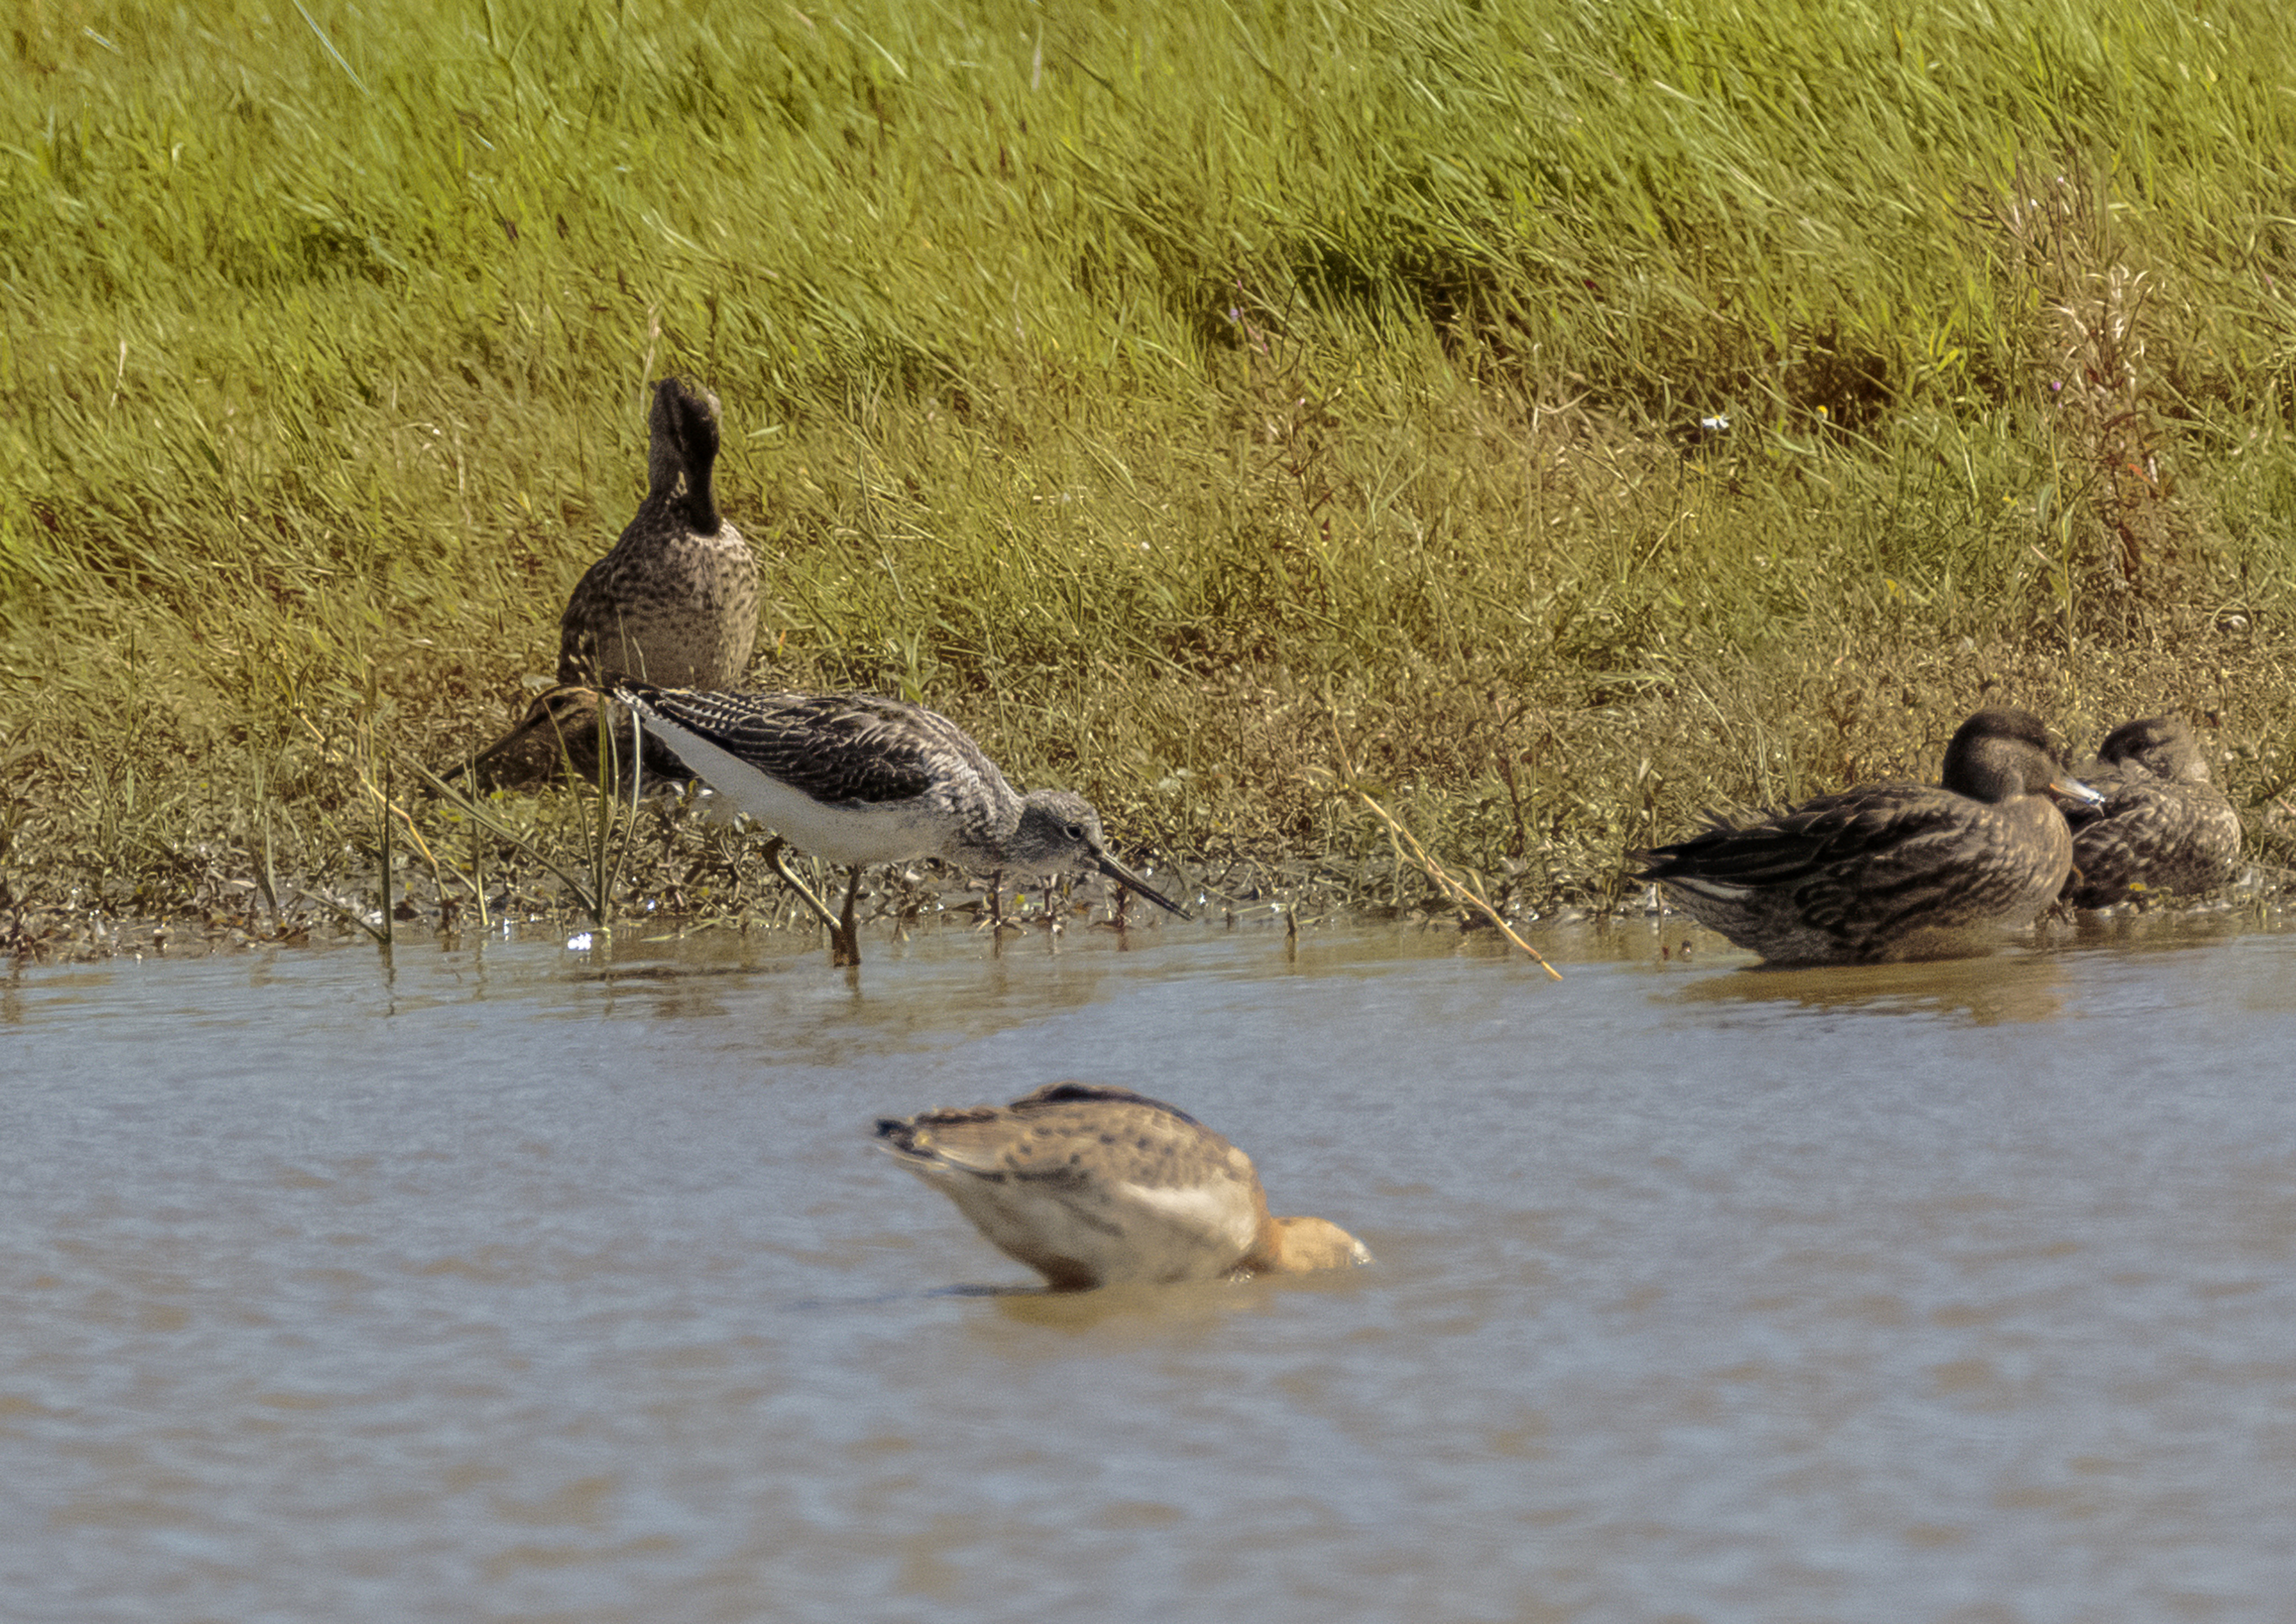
[645,376,724,533]
[2094,714,2209,784]
[1941,708,2099,809]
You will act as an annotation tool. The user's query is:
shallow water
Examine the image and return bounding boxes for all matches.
[6,911,2295,1622]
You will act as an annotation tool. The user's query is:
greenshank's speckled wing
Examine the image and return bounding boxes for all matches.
[619,687,999,808]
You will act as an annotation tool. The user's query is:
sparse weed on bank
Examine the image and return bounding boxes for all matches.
[4,0,2295,954]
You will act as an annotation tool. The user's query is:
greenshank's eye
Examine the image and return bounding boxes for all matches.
[1065,823,1086,842]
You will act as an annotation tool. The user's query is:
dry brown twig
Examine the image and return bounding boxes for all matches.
[1321,718,1562,980]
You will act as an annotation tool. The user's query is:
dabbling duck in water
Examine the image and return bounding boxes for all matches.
[2062,715,2243,909]
[875,1082,1372,1290]
[1634,708,2103,965]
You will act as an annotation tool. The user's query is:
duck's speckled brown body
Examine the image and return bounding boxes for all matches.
[467,378,756,786]
[557,378,756,692]
[876,1082,1371,1290]
[1634,709,2099,965]
[2063,715,2242,908]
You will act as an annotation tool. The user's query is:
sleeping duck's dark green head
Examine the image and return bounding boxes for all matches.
[1942,709,2101,809]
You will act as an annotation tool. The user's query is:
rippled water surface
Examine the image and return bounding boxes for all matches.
[7,912,2296,1622]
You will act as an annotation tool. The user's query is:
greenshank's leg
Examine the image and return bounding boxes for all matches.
[762,836,846,942]
[831,865,865,968]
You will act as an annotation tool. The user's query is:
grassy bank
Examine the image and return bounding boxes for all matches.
[6,0,2296,952]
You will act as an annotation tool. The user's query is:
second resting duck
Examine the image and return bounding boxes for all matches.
[2062,714,2243,908]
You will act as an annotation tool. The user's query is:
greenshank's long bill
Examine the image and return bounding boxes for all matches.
[613,684,1189,963]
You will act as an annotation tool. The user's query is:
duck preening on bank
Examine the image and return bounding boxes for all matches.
[461,378,757,788]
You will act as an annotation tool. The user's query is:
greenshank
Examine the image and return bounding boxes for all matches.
[613,684,1189,963]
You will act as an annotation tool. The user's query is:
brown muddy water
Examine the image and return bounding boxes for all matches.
[5,911,2295,1622]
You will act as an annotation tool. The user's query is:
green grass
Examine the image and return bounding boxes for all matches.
[6,0,2296,945]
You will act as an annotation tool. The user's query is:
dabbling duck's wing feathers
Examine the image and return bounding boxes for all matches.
[1639,782,1944,893]
[876,1083,1224,1187]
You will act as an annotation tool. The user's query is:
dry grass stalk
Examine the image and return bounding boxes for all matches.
[1323,718,1561,978]
[1348,786,1562,980]
[1986,159,2190,627]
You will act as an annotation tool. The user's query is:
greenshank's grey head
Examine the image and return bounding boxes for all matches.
[1009,791,1190,919]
